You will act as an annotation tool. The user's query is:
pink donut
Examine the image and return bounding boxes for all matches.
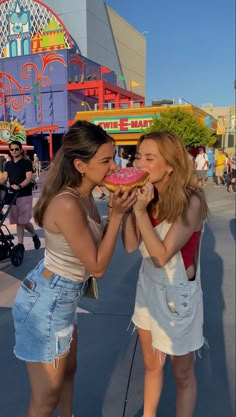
[104,167,149,193]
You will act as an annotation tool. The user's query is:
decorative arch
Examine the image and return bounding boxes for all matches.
[0,0,73,58]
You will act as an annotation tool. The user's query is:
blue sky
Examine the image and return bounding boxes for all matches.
[105,0,235,108]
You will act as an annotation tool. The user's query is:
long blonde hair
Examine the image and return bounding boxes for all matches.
[137,131,209,224]
[34,120,113,227]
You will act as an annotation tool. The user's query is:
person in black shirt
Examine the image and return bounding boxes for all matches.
[0,141,41,261]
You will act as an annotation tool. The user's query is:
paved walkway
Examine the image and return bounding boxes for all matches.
[0,179,235,417]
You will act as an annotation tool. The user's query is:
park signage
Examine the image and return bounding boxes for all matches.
[91,115,154,133]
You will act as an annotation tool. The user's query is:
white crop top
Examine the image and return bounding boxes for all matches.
[44,190,104,282]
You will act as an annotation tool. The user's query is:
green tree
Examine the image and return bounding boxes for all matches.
[144,107,216,147]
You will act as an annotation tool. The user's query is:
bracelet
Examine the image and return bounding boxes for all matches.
[107,204,113,208]
[18,184,22,189]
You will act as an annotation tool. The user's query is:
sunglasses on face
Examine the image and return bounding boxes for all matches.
[10,148,20,151]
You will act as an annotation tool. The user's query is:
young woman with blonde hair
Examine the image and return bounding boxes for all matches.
[12,120,136,417]
[122,131,209,417]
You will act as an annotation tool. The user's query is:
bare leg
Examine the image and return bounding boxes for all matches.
[171,352,196,417]
[96,186,106,199]
[26,355,68,417]
[24,222,36,236]
[57,326,78,417]
[217,175,224,185]
[232,178,236,191]
[138,328,165,417]
[17,224,25,244]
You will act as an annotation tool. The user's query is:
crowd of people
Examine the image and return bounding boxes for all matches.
[193,147,236,192]
[0,124,234,417]
[109,146,236,194]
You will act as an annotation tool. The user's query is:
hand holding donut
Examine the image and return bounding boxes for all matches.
[104,167,149,216]
[133,182,154,213]
[111,186,137,215]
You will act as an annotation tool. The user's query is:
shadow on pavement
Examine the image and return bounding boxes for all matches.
[0,185,235,417]
[193,222,234,417]
[75,248,142,417]
[123,221,235,417]
[229,218,236,240]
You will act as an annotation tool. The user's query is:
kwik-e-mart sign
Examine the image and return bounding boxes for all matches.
[91,115,154,133]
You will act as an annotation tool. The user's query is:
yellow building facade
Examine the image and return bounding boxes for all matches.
[74,104,217,145]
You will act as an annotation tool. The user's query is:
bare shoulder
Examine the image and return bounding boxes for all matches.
[51,192,80,211]
[189,193,202,211]
[44,191,85,230]
[187,193,204,229]
[49,193,84,221]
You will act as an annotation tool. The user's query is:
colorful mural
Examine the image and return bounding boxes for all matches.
[32,18,66,53]
[0,0,73,58]
[0,51,66,118]
[0,0,107,131]
[0,0,146,162]
[0,120,26,143]
[6,0,31,57]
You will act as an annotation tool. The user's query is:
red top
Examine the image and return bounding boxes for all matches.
[150,217,201,270]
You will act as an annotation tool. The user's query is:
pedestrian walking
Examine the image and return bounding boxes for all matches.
[120,152,129,169]
[226,150,236,192]
[33,153,41,180]
[95,185,106,199]
[114,149,122,169]
[214,148,226,186]
[12,121,136,417]
[0,140,41,264]
[122,131,209,417]
[195,147,209,186]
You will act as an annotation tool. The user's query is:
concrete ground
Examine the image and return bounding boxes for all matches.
[0,178,235,417]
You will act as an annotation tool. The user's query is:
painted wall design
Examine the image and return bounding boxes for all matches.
[0,51,68,129]
[0,0,72,58]
[0,0,130,138]
[32,18,66,53]
[0,120,26,143]
[6,0,31,57]
[0,46,118,130]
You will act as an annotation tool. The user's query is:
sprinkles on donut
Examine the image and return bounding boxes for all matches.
[103,167,149,193]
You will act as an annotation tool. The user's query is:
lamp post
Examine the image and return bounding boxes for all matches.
[81,101,92,111]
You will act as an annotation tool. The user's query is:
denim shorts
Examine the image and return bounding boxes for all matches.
[12,260,86,363]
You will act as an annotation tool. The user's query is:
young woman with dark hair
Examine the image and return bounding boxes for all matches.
[12,120,136,417]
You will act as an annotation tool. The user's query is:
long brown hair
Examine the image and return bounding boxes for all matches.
[34,120,113,227]
[137,131,209,224]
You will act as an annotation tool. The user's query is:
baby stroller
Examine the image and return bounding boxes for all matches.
[0,185,24,266]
